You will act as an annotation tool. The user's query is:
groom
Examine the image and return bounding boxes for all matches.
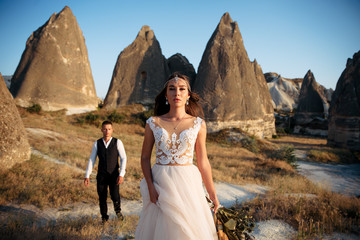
[84,120,127,222]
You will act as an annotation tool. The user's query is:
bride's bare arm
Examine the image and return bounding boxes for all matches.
[141,123,158,204]
[195,121,220,212]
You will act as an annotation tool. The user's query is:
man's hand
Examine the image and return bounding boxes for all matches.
[84,178,90,187]
[117,176,124,185]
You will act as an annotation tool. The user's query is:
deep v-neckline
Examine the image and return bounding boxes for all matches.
[147,116,202,165]
[153,116,198,139]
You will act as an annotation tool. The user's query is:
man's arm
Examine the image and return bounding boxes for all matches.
[84,141,97,186]
[117,139,127,184]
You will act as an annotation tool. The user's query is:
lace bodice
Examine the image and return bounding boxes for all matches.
[146,116,203,165]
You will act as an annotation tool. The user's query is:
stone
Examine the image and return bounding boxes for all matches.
[0,73,31,169]
[10,6,98,114]
[166,53,196,87]
[103,25,169,108]
[193,13,275,138]
[293,70,331,136]
[3,75,12,89]
[265,72,303,112]
[328,51,360,151]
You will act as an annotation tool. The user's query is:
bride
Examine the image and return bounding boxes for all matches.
[135,72,219,239]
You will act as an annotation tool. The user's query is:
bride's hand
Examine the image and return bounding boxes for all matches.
[212,197,220,213]
[149,185,159,204]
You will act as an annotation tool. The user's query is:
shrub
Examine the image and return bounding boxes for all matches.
[240,136,259,154]
[131,109,154,127]
[74,112,101,126]
[271,145,297,167]
[26,103,41,113]
[107,111,125,123]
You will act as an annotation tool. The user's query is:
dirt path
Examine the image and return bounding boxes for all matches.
[7,133,357,239]
[271,135,360,197]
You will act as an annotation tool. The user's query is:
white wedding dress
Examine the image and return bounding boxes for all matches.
[135,116,218,240]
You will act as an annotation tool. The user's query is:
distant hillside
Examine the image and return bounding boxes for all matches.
[265,72,303,112]
[265,72,333,113]
[3,75,12,89]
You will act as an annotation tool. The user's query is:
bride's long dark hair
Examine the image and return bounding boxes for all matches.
[154,72,204,118]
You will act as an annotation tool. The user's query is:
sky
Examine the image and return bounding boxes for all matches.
[0,0,359,99]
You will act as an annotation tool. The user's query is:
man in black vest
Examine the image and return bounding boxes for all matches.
[84,120,127,222]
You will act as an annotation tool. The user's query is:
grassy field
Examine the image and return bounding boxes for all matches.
[1,105,359,239]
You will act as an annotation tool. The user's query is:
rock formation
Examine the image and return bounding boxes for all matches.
[103,25,169,108]
[0,73,31,169]
[193,13,275,138]
[10,6,98,114]
[328,51,360,151]
[293,70,331,136]
[3,75,12,89]
[265,72,303,112]
[166,53,196,87]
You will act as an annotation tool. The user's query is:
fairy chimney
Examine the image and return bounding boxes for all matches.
[166,53,196,87]
[0,73,31,169]
[103,25,169,108]
[193,13,275,138]
[10,6,98,114]
[293,70,330,136]
[328,51,360,151]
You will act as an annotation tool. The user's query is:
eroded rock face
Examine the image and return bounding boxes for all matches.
[166,53,196,87]
[293,70,331,136]
[0,73,31,169]
[328,51,360,151]
[193,13,275,138]
[10,6,98,114]
[3,75,12,89]
[103,25,169,108]
[265,72,303,112]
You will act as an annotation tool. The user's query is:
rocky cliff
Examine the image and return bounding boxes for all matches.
[166,53,196,87]
[193,13,275,138]
[328,51,360,150]
[10,6,98,114]
[265,72,303,112]
[3,75,12,89]
[0,73,31,169]
[103,25,169,108]
[293,70,331,136]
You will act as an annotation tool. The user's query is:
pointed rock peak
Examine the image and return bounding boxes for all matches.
[346,50,360,67]
[303,70,316,86]
[137,25,154,41]
[10,5,98,113]
[216,12,238,38]
[220,12,233,25]
[60,5,72,14]
[48,5,74,24]
[305,69,313,77]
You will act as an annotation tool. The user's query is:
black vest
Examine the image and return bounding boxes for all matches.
[97,138,119,174]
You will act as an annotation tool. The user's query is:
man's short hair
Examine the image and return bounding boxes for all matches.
[102,120,113,127]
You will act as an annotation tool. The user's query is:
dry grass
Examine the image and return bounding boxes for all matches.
[1,214,138,240]
[241,190,360,238]
[308,149,360,164]
[0,154,98,208]
[2,106,359,238]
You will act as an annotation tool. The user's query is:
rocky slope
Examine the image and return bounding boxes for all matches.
[193,13,275,138]
[328,50,360,150]
[10,6,98,114]
[103,25,169,108]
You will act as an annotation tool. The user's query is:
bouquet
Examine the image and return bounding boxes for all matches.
[207,197,255,240]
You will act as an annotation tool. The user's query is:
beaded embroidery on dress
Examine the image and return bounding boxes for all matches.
[146,116,202,165]
[135,116,218,240]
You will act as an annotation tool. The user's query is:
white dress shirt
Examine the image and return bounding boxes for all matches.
[85,137,127,178]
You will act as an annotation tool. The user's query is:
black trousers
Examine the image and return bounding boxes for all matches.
[96,171,121,219]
